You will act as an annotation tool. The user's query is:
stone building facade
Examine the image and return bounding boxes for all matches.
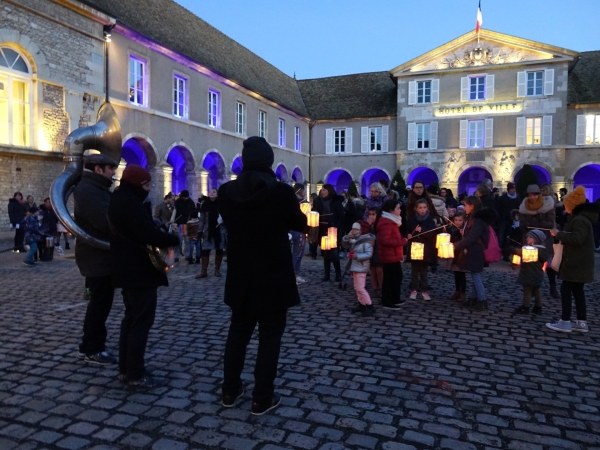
[0,0,599,227]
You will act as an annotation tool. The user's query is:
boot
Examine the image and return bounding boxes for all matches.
[361,304,375,317]
[187,257,194,265]
[214,253,223,277]
[456,292,466,303]
[350,304,365,314]
[195,256,209,279]
[449,291,460,300]
[65,243,70,250]
[195,257,200,264]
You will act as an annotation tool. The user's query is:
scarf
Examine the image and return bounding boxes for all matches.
[200,198,221,247]
[507,192,517,199]
[382,211,402,226]
[415,211,431,222]
[525,195,544,211]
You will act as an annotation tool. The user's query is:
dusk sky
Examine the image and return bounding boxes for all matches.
[173,0,600,80]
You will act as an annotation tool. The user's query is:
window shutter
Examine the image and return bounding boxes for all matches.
[486,74,495,100]
[517,71,526,97]
[431,79,440,103]
[459,120,468,149]
[542,115,553,146]
[346,127,353,153]
[544,69,554,96]
[361,127,369,153]
[576,115,586,145]
[516,117,526,146]
[484,119,494,148]
[382,125,389,152]
[325,128,333,154]
[407,122,416,151]
[408,81,416,105]
[430,121,438,150]
[460,77,469,102]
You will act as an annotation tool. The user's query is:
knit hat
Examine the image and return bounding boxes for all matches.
[242,136,274,170]
[352,222,361,230]
[563,185,587,211]
[526,184,541,194]
[507,182,515,191]
[526,229,546,245]
[121,164,151,188]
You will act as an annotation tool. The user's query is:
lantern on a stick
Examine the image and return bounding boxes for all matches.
[436,233,451,249]
[522,246,538,263]
[320,236,331,250]
[327,227,337,248]
[411,242,424,260]
[438,242,454,259]
[300,203,311,215]
[512,254,521,265]
[307,211,319,227]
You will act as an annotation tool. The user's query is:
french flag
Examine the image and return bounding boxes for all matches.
[476,0,483,33]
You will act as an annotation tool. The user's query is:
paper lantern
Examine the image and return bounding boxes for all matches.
[436,233,451,249]
[307,211,319,227]
[411,242,424,260]
[327,227,337,248]
[522,246,538,263]
[512,254,521,265]
[321,236,331,251]
[300,203,311,215]
[438,242,454,259]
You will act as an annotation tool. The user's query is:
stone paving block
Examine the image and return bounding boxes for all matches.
[152,438,188,450]
[29,429,63,444]
[54,436,90,449]
[285,432,319,449]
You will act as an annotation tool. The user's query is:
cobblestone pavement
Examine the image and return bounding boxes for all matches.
[1,247,600,450]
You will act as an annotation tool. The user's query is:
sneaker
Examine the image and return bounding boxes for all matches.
[76,351,85,359]
[382,303,402,310]
[222,386,244,407]
[127,375,166,389]
[532,306,542,315]
[571,321,589,333]
[295,276,307,284]
[23,261,36,266]
[421,292,431,301]
[545,319,572,333]
[514,305,530,314]
[84,351,117,366]
[251,393,281,416]
[409,291,417,300]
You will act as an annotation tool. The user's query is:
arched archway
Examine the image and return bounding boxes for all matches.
[408,167,439,187]
[275,164,289,183]
[325,169,352,194]
[231,155,243,176]
[202,151,226,191]
[122,136,159,169]
[514,164,551,185]
[458,166,493,196]
[292,167,304,184]
[574,164,600,201]
[167,145,194,194]
[361,168,390,196]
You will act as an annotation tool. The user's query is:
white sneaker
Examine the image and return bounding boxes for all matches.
[421,292,431,301]
[409,291,417,300]
[296,276,307,284]
[546,319,572,333]
[571,321,589,332]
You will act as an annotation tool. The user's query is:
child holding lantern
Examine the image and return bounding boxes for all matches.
[514,230,548,314]
[406,199,438,301]
[342,222,376,317]
[447,211,468,302]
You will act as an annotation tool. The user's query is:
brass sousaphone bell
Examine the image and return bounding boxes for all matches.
[50,102,122,250]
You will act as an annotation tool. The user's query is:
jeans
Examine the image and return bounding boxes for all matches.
[352,272,372,305]
[223,305,287,404]
[560,281,587,321]
[470,272,486,301]
[25,241,38,263]
[290,230,306,274]
[409,261,430,291]
[523,285,542,308]
[187,239,201,259]
[119,288,158,380]
[79,275,115,356]
[382,261,403,306]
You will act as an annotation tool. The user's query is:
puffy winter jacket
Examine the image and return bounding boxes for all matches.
[341,233,374,273]
[376,216,407,264]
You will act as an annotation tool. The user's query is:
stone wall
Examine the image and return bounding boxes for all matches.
[42,83,69,151]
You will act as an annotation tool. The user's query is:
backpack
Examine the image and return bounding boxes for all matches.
[484,226,502,264]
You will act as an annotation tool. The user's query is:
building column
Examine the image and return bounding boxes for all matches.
[200,170,209,196]
[115,159,127,188]
[147,165,163,211]
[161,164,173,198]
[187,170,202,202]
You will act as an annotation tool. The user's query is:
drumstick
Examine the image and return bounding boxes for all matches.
[407,224,448,239]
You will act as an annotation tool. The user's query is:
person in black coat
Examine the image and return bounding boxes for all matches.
[173,189,196,261]
[8,192,27,252]
[312,184,345,281]
[108,165,179,388]
[39,197,59,261]
[218,137,306,416]
[495,182,521,259]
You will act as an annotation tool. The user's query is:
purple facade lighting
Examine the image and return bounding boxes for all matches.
[326,169,352,194]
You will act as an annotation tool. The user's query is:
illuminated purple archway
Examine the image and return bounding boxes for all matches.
[407,167,439,187]
[326,169,352,194]
[458,166,493,196]
[574,164,600,202]
[167,146,194,195]
[202,151,226,191]
[275,164,289,183]
[231,156,243,176]
[122,137,157,168]
[292,167,304,183]
[361,168,389,196]
[514,165,551,185]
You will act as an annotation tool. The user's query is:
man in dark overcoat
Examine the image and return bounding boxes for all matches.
[218,136,307,415]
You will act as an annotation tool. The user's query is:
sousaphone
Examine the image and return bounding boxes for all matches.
[50,102,122,250]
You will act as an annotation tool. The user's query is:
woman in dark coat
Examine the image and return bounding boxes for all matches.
[8,192,27,252]
[453,195,497,311]
[312,184,345,281]
[547,186,599,333]
[196,188,226,278]
[406,180,438,221]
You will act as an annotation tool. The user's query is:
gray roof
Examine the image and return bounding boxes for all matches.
[297,72,397,120]
[568,51,600,104]
[80,0,308,116]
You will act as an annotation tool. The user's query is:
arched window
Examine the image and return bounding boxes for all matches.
[0,47,31,147]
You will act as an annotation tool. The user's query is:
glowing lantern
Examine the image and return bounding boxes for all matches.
[300,203,311,215]
[327,227,337,248]
[512,254,521,265]
[436,233,451,249]
[522,246,538,263]
[438,242,454,259]
[320,236,331,250]
[307,212,319,227]
[411,242,424,260]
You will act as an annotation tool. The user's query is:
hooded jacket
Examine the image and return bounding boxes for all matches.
[341,233,375,273]
[518,195,556,255]
[555,202,599,284]
[429,194,449,221]
[218,169,307,312]
[8,198,27,225]
[454,208,497,273]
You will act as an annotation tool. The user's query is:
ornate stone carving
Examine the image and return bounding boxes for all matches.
[442,152,463,182]
[491,151,516,180]
[440,46,524,69]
